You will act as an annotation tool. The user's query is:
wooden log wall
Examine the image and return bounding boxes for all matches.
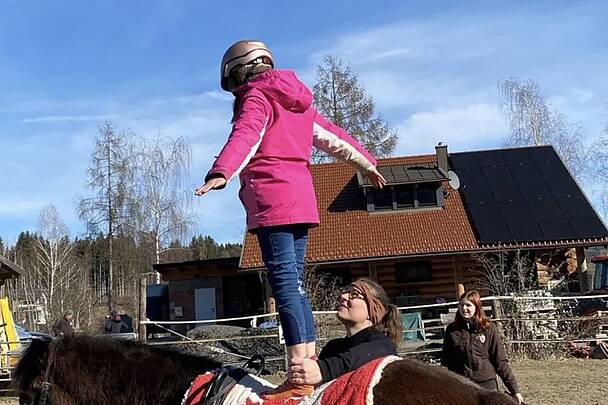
[322,255,484,303]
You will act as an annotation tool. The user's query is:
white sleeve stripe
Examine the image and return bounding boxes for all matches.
[229,117,269,182]
[313,122,374,171]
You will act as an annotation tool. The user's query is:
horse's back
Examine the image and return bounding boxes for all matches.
[373,359,517,405]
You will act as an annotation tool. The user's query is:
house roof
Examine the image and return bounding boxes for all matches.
[0,256,25,282]
[357,162,447,187]
[153,256,239,275]
[241,154,479,269]
[240,145,608,269]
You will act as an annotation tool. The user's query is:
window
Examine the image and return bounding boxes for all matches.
[395,186,415,208]
[368,182,442,211]
[373,189,393,210]
[417,184,438,207]
[395,261,432,283]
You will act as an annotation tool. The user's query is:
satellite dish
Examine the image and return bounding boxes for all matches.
[448,171,460,190]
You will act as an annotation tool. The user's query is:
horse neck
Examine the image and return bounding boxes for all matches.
[51,347,209,404]
[51,385,78,405]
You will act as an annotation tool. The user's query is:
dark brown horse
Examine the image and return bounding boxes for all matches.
[14,336,516,405]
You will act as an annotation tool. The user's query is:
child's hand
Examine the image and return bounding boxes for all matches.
[195,177,227,196]
[365,166,387,189]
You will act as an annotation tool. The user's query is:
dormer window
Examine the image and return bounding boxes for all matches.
[357,163,447,212]
[367,183,443,211]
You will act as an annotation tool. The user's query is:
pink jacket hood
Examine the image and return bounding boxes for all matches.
[236,69,313,114]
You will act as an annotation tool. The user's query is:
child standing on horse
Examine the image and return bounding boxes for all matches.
[195,40,385,399]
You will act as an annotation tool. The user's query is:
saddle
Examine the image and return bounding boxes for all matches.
[196,355,266,405]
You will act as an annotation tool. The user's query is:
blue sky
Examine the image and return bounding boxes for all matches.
[1,1,607,245]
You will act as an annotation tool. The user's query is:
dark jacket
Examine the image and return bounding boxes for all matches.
[104,318,128,334]
[51,317,74,338]
[441,321,519,394]
[317,326,397,383]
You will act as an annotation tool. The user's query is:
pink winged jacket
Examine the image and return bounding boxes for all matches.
[206,69,377,230]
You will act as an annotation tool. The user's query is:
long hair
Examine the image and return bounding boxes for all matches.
[454,290,491,331]
[355,278,403,344]
[229,58,273,122]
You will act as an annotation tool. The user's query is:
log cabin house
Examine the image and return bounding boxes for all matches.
[240,144,608,307]
[156,144,608,324]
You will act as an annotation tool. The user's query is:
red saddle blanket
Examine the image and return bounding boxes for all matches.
[182,355,401,405]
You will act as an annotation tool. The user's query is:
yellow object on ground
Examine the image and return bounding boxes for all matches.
[0,298,20,372]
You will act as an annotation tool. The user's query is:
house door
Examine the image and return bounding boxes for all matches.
[194,288,216,321]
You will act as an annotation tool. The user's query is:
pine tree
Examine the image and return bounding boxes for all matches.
[312,55,398,163]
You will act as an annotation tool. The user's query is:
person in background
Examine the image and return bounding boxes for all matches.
[52,310,74,338]
[104,310,128,334]
[195,40,385,399]
[441,290,525,404]
[286,278,402,386]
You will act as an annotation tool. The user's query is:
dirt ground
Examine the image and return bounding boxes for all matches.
[0,358,605,404]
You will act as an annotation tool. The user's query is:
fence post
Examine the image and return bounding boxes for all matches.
[138,277,147,342]
[491,298,511,353]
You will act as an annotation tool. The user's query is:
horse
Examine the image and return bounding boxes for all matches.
[13,335,516,405]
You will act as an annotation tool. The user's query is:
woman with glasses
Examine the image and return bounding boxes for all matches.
[441,290,525,405]
[286,278,403,386]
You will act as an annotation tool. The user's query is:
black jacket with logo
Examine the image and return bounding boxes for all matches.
[317,326,397,383]
[441,320,519,394]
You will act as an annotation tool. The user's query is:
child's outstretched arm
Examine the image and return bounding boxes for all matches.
[312,112,386,188]
[195,91,271,196]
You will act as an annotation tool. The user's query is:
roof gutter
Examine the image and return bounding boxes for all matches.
[239,238,608,271]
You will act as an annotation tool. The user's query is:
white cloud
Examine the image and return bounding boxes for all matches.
[396,103,508,155]
[22,114,113,123]
[0,197,45,216]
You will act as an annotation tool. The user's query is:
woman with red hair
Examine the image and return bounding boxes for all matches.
[441,290,525,404]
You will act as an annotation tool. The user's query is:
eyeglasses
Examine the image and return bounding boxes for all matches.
[339,288,365,301]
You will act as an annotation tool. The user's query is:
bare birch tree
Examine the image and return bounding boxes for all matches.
[312,55,398,163]
[499,78,588,178]
[34,205,82,331]
[133,136,195,282]
[588,124,608,219]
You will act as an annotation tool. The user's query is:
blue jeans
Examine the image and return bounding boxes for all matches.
[256,224,316,346]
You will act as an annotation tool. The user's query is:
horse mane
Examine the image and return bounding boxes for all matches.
[14,335,222,404]
[13,337,51,393]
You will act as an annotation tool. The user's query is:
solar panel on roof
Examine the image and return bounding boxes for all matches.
[503,148,534,166]
[537,217,575,240]
[528,146,561,163]
[509,165,550,194]
[526,196,564,218]
[467,202,512,242]
[567,216,608,238]
[484,166,520,201]
[504,215,544,241]
[476,150,508,167]
[451,146,608,244]
[556,194,595,216]
[496,199,531,217]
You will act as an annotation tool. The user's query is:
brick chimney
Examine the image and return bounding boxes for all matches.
[435,142,448,175]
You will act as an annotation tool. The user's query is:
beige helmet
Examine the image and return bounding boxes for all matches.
[220,40,274,91]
